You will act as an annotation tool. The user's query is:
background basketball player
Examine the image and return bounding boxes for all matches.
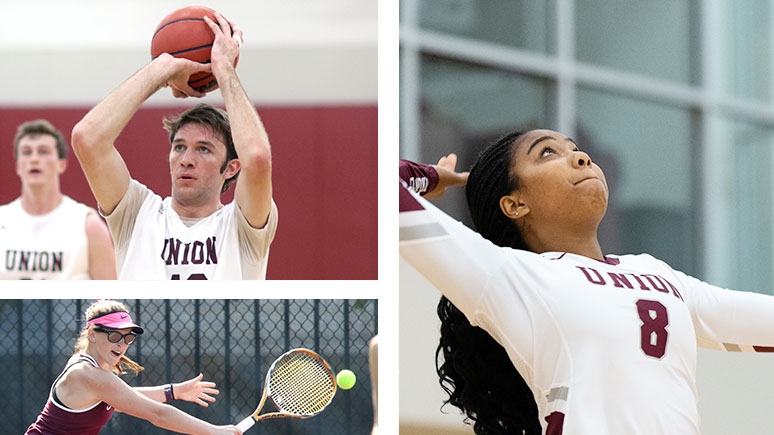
[0,119,115,280]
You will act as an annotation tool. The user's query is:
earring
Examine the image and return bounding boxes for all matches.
[515,212,519,216]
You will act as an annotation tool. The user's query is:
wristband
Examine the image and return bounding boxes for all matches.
[164,384,176,402]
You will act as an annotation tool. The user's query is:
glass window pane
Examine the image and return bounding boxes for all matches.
[576,1,694,84]
[576,88,696,275]
[720,117,774,292]
[712,1,773,103]
[418,54,554,224]
[418,0,554,53]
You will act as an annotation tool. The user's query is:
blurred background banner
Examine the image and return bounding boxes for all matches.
[0,299,377,435]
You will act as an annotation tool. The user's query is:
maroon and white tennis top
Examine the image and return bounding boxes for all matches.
[25,354,114,435]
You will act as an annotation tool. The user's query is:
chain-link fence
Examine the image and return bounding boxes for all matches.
[0,299,377,435]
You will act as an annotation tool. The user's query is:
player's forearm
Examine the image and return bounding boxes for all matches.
[399,185,505,308]
[134,384,170,403]
[217,67,273,226]
[144,403,219,435]
[73,56,170,156]
[217,67,271,167]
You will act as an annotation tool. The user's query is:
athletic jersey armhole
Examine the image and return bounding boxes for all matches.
[51,354,100,410]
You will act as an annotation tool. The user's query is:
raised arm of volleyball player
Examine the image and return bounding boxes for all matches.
[72,12,277,279]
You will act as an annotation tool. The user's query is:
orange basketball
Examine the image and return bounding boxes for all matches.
[150,5,235,93]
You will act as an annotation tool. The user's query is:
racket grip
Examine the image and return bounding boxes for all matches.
[236,417,255,432]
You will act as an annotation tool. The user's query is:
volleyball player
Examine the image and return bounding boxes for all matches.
[399,129,774,434]
[71,12,277,280]
[0,119,116,280]
[25,300,241,435]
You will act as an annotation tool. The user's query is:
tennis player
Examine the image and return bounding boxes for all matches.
[24,300,241,435]
[71,12,277,280]
[400,129,774,434]
[0,119,115,280]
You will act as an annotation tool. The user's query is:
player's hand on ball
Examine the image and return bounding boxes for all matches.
[203,13,242,76]
[156,53,212,98]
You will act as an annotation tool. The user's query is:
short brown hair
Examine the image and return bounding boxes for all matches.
[14,119,67,160]
[163,104,239,193]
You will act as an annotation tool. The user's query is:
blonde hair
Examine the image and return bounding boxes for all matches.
[74,300,144,375]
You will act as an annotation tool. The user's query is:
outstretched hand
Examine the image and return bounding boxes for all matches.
[424,153,470,199]
[175,373,220,407]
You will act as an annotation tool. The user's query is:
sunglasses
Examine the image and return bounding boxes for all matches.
[94,327,137,345]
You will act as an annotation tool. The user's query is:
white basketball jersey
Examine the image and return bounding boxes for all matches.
[105,180,277,280]
[0,196,93,280]
[399,183,774,435]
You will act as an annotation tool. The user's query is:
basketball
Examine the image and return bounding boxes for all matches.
[150,5,234,93]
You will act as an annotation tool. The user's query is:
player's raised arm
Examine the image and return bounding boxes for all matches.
[205,13,273,229]
[71,54,211,215]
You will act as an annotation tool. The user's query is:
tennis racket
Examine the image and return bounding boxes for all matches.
[235,348,337,432]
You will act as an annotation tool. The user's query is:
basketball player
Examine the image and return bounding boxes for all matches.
[25,300,241,435]
[399,129,774,434]
[0,119,116,280]
[71,12,277,279]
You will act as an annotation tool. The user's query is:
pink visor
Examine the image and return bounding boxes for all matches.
[87,311,144,334]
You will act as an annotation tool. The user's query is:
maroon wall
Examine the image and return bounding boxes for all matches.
[0,105,377,279]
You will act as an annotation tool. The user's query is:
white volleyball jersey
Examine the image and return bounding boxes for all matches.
[105,180,278,280]
[399,183,774,435]
[0,196,93,280]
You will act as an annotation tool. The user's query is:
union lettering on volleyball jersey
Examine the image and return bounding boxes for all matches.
[0,196,94,279]
[104,179,278,280]
[399,182,774,434]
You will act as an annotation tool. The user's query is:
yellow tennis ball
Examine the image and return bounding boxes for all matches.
[336,369,356,390]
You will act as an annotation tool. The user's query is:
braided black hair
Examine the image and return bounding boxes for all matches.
[466,131,527,250]
[436,130,542,434]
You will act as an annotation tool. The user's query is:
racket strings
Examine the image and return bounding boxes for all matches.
[268,352,336,416]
